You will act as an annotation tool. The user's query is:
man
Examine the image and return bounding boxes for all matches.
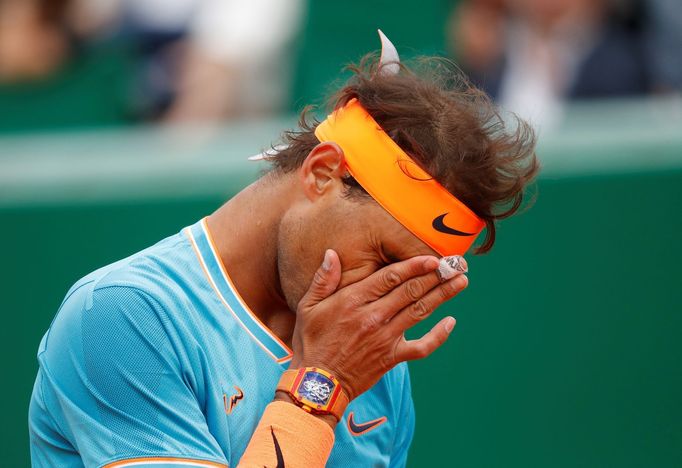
[29,33,538,467]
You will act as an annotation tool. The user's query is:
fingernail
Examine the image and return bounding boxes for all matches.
[322,249,332,271]
[445,317,456,333]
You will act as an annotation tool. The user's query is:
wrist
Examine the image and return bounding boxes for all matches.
[274,391,338,430]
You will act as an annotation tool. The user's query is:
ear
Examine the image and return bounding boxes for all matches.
[299,142,347,200]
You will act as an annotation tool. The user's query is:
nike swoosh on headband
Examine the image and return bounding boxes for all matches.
[432,213,475,236]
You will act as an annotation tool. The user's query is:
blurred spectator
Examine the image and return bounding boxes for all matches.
[88,0,305,122]
[0,0,304,133]
[644,0,682,91]
[0,0,70,83]
[449,0,677,130]
[166,0,304,122]
[0,0,136,133]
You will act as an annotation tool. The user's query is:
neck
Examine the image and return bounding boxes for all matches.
[206,174,296,347]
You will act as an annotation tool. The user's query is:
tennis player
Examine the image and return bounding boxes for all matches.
[29,33,538,467]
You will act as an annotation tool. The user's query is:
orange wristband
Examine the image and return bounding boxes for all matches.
[238,401,334,467]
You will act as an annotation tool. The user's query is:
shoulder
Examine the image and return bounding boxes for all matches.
[61,230,197,319]
[390,362,411,382]
[356,363,413,417]
[380,363,415,429]
[41,284,175,367]
[79,230,193,298]
[41,230,199,359]
[388,362,414,413]
[381,362,412,397]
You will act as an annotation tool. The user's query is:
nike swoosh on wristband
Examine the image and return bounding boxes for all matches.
[347,412,387,436]
[271,426,285,468]
[432,213,475,236]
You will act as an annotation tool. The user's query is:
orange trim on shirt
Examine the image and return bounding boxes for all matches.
[103,456,227,467]
[201,218,293,357]
[185,228,284,363]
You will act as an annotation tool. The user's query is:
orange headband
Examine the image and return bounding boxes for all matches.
[314,98,485,256]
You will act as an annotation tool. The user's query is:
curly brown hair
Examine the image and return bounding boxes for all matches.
[267,54,539,254]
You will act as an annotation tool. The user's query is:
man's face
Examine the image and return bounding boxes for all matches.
[277,189,438,312]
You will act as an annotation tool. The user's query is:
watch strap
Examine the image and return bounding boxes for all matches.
[276,368,349,421]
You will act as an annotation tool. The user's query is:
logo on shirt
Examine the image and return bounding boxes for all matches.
[347,412,387,436]
[223,386,244,415]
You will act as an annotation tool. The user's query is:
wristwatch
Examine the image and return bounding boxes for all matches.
[276,367,349,421]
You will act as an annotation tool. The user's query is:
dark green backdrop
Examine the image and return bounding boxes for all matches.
[5,3,680,466]
[2,103,681,466]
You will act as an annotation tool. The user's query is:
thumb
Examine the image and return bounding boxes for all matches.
[299,249,342,308]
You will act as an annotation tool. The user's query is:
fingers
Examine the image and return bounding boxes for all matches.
[356,255,440,303]
[298,249,342,308]
[388,274,468,331]
[371,270,442,321]
[394,316,456,362]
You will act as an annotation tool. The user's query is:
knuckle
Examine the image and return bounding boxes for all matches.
[312,269,327,287]
[360,314,380,334]
[381,269,402,291]
[405,278,424,302]
[341,290,364,309]
[437,328,449,345]
[440,281,456,300]
[409,299,431,321]
[413,342,430,359]
[379,354,394,371]
[441,275,467,300]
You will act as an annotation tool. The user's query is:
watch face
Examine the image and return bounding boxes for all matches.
[297,371,335,406]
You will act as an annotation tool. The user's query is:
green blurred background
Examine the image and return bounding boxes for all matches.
[2,0,682,466]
